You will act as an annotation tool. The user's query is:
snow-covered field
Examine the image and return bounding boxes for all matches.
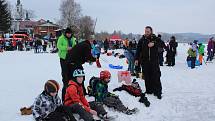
[0,44,215,121]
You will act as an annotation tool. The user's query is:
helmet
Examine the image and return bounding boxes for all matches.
[73,69,85,77]
[100,70,111,80]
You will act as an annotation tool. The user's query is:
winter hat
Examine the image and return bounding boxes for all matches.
[65,27,72,34]
[73,69,85,77]
[44,80,60,93]
[100,70,111,80]
[193,40,198,44]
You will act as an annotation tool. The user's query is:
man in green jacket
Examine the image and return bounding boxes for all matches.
[57,27,77,102]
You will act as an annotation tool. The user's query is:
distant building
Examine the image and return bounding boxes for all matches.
[10,0,60,37]
[11,19,46,34]
[34,22,60,37]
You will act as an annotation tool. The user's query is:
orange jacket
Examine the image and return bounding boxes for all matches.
[64,81,91,112]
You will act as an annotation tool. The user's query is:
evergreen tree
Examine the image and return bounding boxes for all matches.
[0,0,11,32]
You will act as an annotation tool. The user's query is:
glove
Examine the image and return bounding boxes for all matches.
[107,92,118,99]
[20,107,32,115]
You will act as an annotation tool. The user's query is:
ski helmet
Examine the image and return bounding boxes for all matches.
[73,69,85,77]
[100,70,111,80]
[45,80,60,93]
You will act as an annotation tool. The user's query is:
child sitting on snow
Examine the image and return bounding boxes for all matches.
[32,80,76,121]
[64,69,111,121]
[87,70,138,115]
[113,79,150,107]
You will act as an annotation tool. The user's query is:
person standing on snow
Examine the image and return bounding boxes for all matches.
[157,34,166,66]
[207,37,214,62]
[135,26,162,99]
[57,28,77,102]
[103,38,109,53]
[92,40,102,68]
[124,41,136,76]
[166,36,178,66]
[66,40,96,96]
[198,43,205,65]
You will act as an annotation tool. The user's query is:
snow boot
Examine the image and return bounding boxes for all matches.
[139,93,150,107]
[96,59,102,68]
[154,93,162,100]
[123,108,138,115]
[99,114,118,121]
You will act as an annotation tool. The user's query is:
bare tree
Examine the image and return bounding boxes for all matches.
[59,0,81,28]
[78,16,95,40]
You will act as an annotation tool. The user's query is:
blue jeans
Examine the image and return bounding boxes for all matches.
[128,60,135,74]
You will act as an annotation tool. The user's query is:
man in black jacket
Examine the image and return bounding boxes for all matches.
[66,40,96,96]
[166,36,178,66]
[135,26,162,99]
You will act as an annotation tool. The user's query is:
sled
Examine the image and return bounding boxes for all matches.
[118,71,132,84]
[109,64,123,69]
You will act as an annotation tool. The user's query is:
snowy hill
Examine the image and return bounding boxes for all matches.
[0,44,215,121]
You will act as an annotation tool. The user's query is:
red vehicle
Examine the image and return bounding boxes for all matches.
[12,31,32,41]
[12,34,31,41]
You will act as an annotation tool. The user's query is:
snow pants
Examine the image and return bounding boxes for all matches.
[103,96,127,112]
[142,61,162,95]
[69,102,107,121]
[44,106,76,121]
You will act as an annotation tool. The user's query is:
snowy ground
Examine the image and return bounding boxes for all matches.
[0,44,215,121]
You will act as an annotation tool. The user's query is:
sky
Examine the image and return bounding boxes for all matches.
[8,0,215,34]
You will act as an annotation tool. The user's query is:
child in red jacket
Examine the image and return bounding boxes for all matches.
[64,69,110,121]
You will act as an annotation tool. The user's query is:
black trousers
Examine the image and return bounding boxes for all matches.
[142,61,162,95]
[60,59,70,102]
[69,102,107,121]
[44,106,76,121]
[158,52,164,66]
[167,53,176,66]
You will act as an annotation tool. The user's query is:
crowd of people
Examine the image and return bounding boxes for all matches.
[187,37,215,69]
[20,27,160,121]
[17,26,214,121]
[0,38,56,53]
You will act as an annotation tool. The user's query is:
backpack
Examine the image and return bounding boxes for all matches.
[87,77,101,96]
